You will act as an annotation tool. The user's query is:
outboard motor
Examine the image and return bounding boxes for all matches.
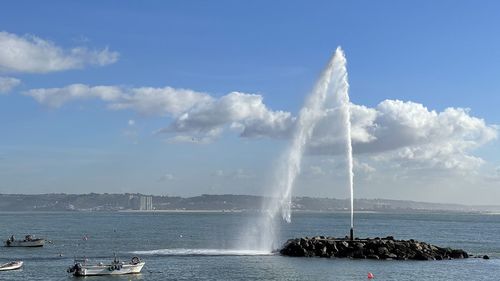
[67,263,82,273]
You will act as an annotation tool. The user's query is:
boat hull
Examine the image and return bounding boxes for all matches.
[4,239,45,247]
[74,262,145,276]
[0,261,23,271]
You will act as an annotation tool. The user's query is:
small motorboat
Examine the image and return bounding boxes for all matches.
[0,261,23,271]
[67,256,144,276]
[4,235,45,247]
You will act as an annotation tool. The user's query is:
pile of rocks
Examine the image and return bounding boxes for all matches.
[280,236,470,260]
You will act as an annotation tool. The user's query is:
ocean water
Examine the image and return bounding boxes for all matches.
[0,211,499,280]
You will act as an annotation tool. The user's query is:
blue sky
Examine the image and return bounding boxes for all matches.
[0,1,499,204]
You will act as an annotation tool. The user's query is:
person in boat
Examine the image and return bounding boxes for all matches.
[9,235,14,242]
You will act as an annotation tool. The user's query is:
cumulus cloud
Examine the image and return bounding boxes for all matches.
[109,87,212,116]
[210,169,254,179]
[24,82,497,172]
[161,92,294,139]
[165,132,220,144]
[231,169,255,179]
[25,85,293,141]
[24,84,122,108]
[158,173,174,181]
[212,170,225,177]
[0,76,20,94]
[25,84,211,115]
[0,31,118,73]
[354,159,376,174]
[308,165,326,176]
[308,100,497,171]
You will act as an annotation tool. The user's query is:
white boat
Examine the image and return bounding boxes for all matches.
[67,256,144,276]
[0,261,23,271]
[4,235,45,247]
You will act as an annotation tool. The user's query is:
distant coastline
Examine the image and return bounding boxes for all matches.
[0,193,499,213]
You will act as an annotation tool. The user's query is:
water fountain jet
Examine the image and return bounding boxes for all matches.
[276,48,471,261]
[256,47,354,250]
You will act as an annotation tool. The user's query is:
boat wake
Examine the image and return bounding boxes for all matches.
[129,248,273,256]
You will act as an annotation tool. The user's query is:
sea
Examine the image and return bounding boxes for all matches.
[0,211,499,280]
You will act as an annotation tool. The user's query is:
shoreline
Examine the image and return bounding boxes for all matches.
[1,209,499,215]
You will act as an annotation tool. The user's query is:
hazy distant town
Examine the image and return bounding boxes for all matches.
[0,193,499,213]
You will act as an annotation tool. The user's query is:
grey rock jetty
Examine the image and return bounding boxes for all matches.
[280,236,469,260]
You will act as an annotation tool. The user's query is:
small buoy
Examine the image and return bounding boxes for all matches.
[368,272,374,279]
[179,234,183,238]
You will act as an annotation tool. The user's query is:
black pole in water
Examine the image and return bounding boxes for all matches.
[350,227,354,241]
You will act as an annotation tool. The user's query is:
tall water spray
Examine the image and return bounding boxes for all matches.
[254,47,354,251]
[335,52,354,234]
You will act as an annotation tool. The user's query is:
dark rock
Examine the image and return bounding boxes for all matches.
[414,252,434,260]
[326,241,338,254]
[316,246,328,257]
[483,255,490,260]
[377,246,390,257]
[279,236,469,261]
[353,253,366,259]
[450,249,468,259]
[387,253,398,259]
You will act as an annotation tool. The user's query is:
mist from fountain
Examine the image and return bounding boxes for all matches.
[246,47,353,252]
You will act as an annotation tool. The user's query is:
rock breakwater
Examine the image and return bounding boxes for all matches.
[280,236,469,260]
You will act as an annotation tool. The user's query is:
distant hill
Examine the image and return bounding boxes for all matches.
[0,193,499,213]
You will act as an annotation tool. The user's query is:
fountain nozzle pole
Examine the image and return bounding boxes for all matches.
[350,227,354,241]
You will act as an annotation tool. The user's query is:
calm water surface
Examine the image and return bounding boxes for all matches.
[0,212,499,280]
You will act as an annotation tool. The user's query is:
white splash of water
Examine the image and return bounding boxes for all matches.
[330,50,353,228]
[271,48,344,223]
[250,47,352,252]
[339,65,354,230]
[235,47,354,253]
[130,248,273,256]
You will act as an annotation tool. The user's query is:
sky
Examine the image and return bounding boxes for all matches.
[0,0,499,204]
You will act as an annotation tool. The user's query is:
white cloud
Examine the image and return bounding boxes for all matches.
[0,76,20,94]
[0,31,118,73]
[231,169,255,179]
[308,100,497,171]
[24,84,122,108]
[24,82,498,173]
[158,173,174,181]
[165,134,217,144]
[109,87,212,116]
[210,169,254,179]
[162,92,294,139]
[212,170,224,177]
[24,84,210,115]
[25,84,293,142]
[354,159,376,174]
[308,165,326,176]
